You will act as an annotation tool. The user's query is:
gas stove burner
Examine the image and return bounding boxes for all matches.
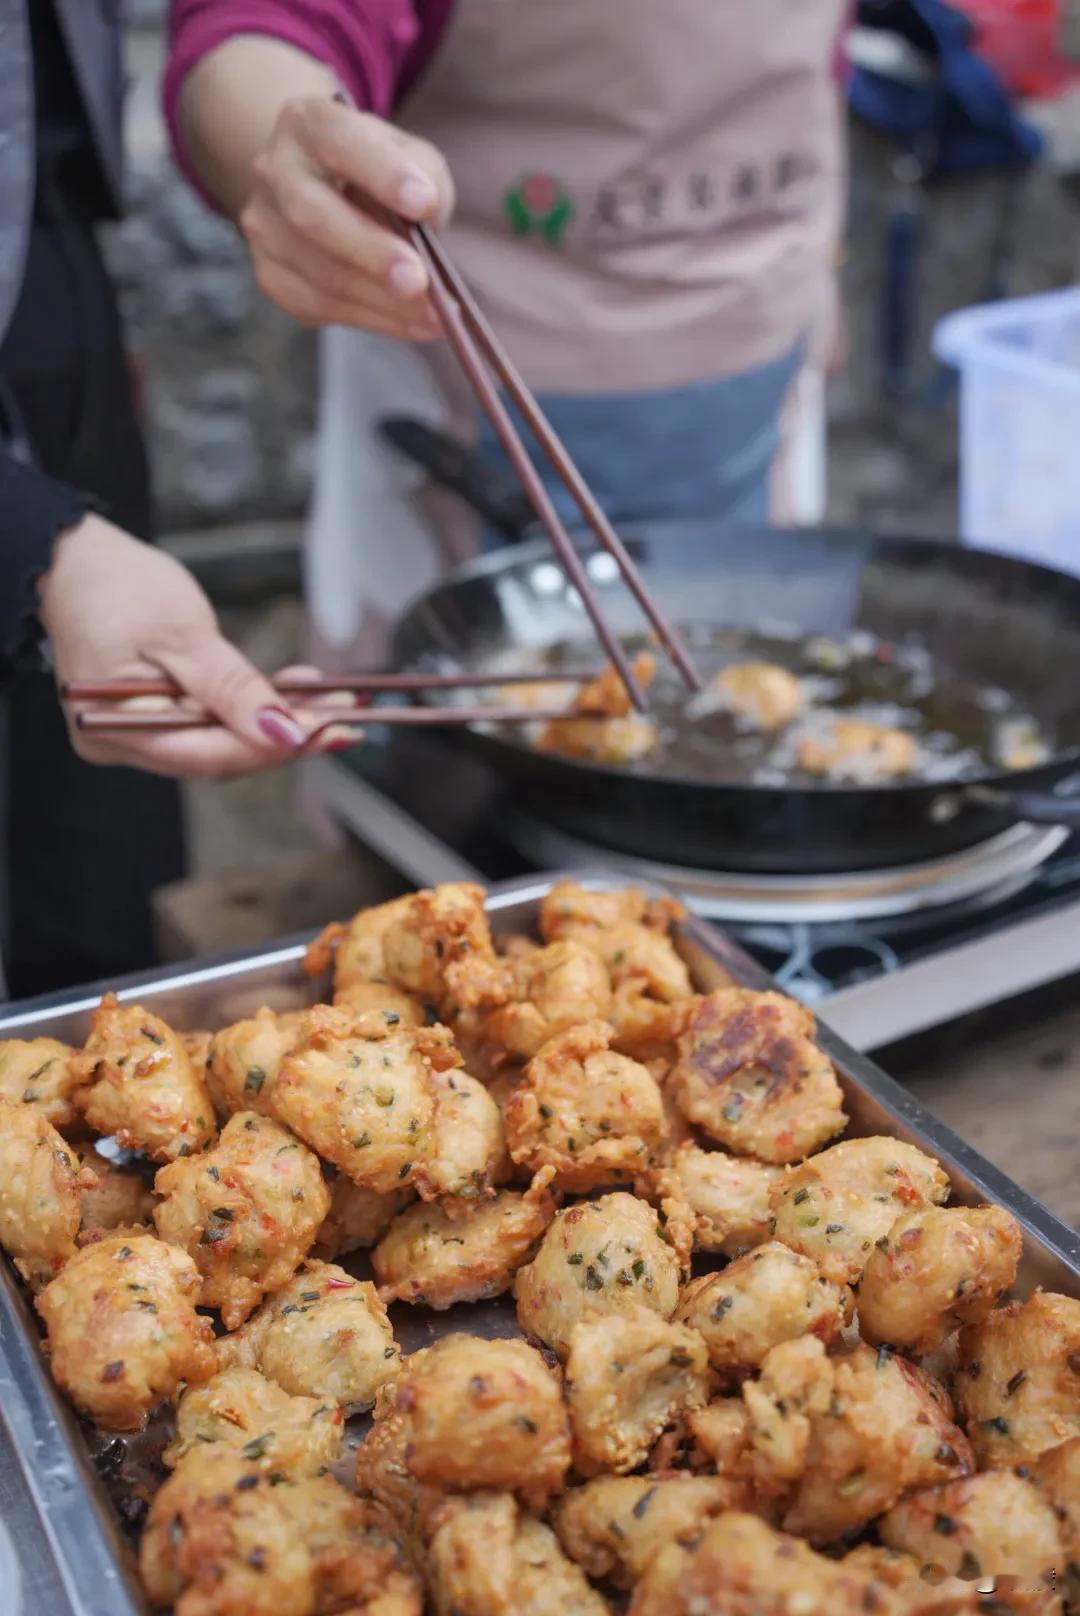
[509,816,1069,925]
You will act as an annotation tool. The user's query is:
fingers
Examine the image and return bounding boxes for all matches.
[296,101,454,226]
[151,631,309,756]
[253,239,440,339]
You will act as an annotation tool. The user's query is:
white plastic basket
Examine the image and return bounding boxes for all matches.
[934,287,1080,575]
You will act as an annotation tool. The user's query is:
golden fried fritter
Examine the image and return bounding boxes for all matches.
[288,1472,423,1615]
[154,1112,330,1329]
[674,1241,852,1382]
[71,994,215,1162]
[315,1173,414,1258]
[183,1029,213,1071]
[217,1259,400,1412]
[671,988,846,1164]
[711,661,805,731]
[206,1006,304,1120]
[684,1398,757,1481]
[576,921,692,1004]
[858,1204,1022,1354]
[0,1035,78,1128]
[426,1491,611,1616]
[554,1474,739,1588]
[770,1135,951,1285]
[304,894,415,992]
[564,1312,709,1474]
[355,1402,446,1553]
[37,1230,214,1431]
[514,1192,683,1359]
[480,940,613,1064]
[537,655,659,766]
[879,1471,1066,1601]
[164,1366,344,1475]
[798,717,917,782]
[1032,1437,1080,1598]
[381,882,513,1016]
[539,882,654,941]
[504,1021,666,1194]
[953,1290,1080,1467]
[373,1177,558,1309]
[654,1142,781,1256]
[331,976,425,1025]
[425,1066,506,1209]
[268,1004,455,1195]
[0,1098,89,1289]
[78,1142,157,1233]
[389,1336,571,1509]
[839,1545,980,1616]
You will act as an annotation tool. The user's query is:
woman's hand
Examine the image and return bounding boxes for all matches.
[39,515,355,779]
[239,95,454,339]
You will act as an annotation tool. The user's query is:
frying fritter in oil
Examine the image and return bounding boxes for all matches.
[71,994,215,1162]
[1032,1437,1080,1600]
[164,1366,344,1475]
[798,717,917,783]
[674,1241,852,1383]
[37,1230,214,1431]
[0,1098,89,1288]
[745,1336,972,1542]
[206,1006,304,1120]
[78,1142,157,1233]
[217,1259,400,1412]
[953,1290,1080,1467]
[879,1471,1066,1601]
[564,1312,709,1474]
[304,893,415,992]
[426,1491,611,1616]
[373,1176,557,1309]
[268,1004,455,1195]
[554,1475,740,1589]
[387,1335,571,1509]
[514,1191,684,1359]
[671,988,846,1164]
[480,939,613,1064]
[142,1453,421,1616]
[504,1021,666,1194]
[709,660,805,731]
[315,1172,414,1258]
[154,1111,330,1329]
[424,1065,507,1209]
[654,1142,781,1256]
[857,1204,1022,1354]
[0,1035,78,1128]
[381,882,513,1015]
[770,1135,951,1285]
[536,653,659,765]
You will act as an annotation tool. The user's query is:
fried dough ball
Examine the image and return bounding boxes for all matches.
[0,1035,78,1128]
[390,1335,571,1509]
[0,1098,89,1288]
[373,1177,558,1309]
[381,882,513,1015]
[71,994,215,1162]
[153,1112,331,1329]
[564,1312,709,1475]
[268,1004,455,1195]
[607,982,692,1064]
[857,1204,1022,1354]
[183,1028,213,1069]
[331,976,425,1025]
[504,1021,666,1194]
[288,1472,424,1616]
[514,1192,683,1359]
[670,988,846,1164]
[315,1172,414,1258]
[163,1366,344,1475]
[684,1398,757,1479]
[78,1142,157,1233]
[745,1337,972,1542]
[953,1290,1080,1467]
[578,921,692,1004]
[480,940,613,1064]
[206,1007,304,1121]
[539,882,654,941]
[840,1545,980,1616]
[554,1475,739,1589]
[712,661,805,731]
[304,893,415,991]
[655,1142,781,1256]
[537,655,659,766]
[426,1491,610,1616]
[1032,1437,1080,1593]
[798,717,918,782]
[425,1066,506,1209]
[355,1402,445,1553]
[770,1135,951,1285]
[879,1471,1066,1598]
[216,1259,399,1412]
[36,1230,214,1430]
[674,1241,852,1383]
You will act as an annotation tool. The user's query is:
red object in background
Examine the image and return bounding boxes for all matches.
[952,0,1078,98]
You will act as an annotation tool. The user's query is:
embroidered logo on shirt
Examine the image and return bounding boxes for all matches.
[503,172,574,246]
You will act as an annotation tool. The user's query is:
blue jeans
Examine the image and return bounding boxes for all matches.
[476,343,801,549]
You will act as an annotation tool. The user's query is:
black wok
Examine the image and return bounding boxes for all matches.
[391,521,1080,875]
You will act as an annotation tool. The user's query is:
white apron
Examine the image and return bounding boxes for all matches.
[308,0,847,669]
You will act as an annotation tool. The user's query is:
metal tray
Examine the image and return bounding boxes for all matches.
[0,872,1076,1616]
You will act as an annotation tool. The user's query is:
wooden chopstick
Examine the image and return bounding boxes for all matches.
[412,221,703,695]
[62,669,597,702]
[75,705,574,736]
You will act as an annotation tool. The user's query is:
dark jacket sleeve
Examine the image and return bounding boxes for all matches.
[0,446,89,664]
